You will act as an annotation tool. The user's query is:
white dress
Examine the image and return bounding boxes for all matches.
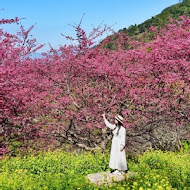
[104,118,128,171]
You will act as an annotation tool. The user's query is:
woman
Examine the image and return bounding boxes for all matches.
[102,113,128,175]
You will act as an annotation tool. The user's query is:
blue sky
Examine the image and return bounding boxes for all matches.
[1,0,179,52]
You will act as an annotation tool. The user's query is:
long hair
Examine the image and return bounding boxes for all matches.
[116,120,123,135]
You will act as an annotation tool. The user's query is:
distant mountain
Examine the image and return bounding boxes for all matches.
[104,0,190,49]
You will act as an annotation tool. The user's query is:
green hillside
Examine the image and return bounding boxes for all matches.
[103,0,190,49]
[122,0,190,36]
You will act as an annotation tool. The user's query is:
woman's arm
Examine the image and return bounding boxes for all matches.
[120,127,126,151]
[102,114,116,130]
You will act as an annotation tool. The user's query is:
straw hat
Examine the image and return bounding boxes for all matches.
[115,114,124,124]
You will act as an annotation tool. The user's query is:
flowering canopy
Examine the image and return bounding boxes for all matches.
[0,15,190,155]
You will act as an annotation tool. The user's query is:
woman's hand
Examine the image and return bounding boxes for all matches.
[102,113,106,119]
[120,146,125,151]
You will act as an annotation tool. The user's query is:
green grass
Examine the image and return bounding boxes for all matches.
[0,148,190,189]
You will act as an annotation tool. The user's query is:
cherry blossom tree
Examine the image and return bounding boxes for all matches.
[1,15,189,155]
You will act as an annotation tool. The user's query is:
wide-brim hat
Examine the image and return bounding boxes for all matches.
[115,114,124,124]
